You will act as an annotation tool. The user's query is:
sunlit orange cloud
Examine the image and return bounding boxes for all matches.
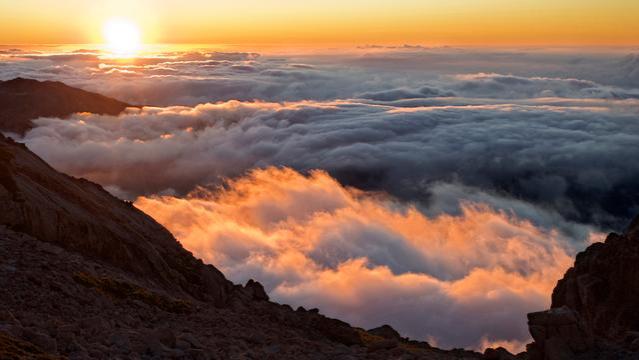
[1,0,638,46]
[134,167,593,351]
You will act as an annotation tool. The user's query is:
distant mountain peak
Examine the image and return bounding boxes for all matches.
[0,77,130,135]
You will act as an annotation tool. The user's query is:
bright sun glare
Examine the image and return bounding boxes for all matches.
[103,18,141,56]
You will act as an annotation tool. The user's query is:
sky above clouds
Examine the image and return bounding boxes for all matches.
[1,1,639,45]
[1,45,639,351]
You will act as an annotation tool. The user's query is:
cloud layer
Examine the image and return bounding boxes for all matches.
[135,167,578,351]
[20,98,639,230]
[2,46,638,351]
[2,47,639,106]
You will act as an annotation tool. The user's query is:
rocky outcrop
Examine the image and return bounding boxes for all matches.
[244,279,270,301]
[0,77,130,135]
[526,306,593,359]
[368,324,402,341]
[0,133,232,305]
[527,216,639,359]
[552,230,639,343]
[483,347,520,360]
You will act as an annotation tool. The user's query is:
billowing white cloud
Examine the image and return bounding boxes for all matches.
[19,98,639,230]
[2,47,639,106]
[135,167,585,351]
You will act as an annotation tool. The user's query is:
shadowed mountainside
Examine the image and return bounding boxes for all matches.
[0,133,231,305]
[0,77,130,135]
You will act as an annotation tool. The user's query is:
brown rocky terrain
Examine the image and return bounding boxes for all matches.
[526,216,639,359]
[0,133,484,359]
[0,78,129,135]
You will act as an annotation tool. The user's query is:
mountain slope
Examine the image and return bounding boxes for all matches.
[0,78,130,135]
[0,133,231,304]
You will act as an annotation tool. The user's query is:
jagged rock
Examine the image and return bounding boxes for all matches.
[526,306,592,359]
[527,215,639,359]
[0,134,232,305]
[483,347,517,360]
[312,316,363,346]
[244,279,269,301]
[552,229,639,343]
[368,324,402,341]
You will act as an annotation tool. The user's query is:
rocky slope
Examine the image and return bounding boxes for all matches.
[0,78,129,135]
[526,216,639,359]
[0,133,485,359]
[0,133,231,305]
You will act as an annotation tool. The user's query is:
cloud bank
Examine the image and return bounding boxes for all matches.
[3,46,638,351]
[2,47,639,106]
[20,98,639,230]
[135,167,579,351]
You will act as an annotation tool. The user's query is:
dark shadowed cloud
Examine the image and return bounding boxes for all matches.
[19,99,639,230]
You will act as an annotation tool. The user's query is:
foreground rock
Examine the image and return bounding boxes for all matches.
[0,77,130,135]
[0,133,232,305]
[0,132,483,359]
[527,216,639,359]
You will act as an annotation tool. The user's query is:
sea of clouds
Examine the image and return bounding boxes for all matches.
[2,45,639,351]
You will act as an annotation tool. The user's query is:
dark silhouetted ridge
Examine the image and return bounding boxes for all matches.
[0,77,130,135]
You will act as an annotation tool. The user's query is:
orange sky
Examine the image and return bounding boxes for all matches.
[1,0,638,46]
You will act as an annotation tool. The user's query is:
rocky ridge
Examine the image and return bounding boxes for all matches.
[526,215,639,359]
[0,77,130,135]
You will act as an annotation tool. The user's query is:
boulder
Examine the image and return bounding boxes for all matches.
[368,324,401,341]
[483,347,517,360]
[244,279,269,301]
[526,306,593,360]
[527,215,639,359]
[312,316,363,346]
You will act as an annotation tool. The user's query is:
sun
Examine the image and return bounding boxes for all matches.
[103,18,141,56]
